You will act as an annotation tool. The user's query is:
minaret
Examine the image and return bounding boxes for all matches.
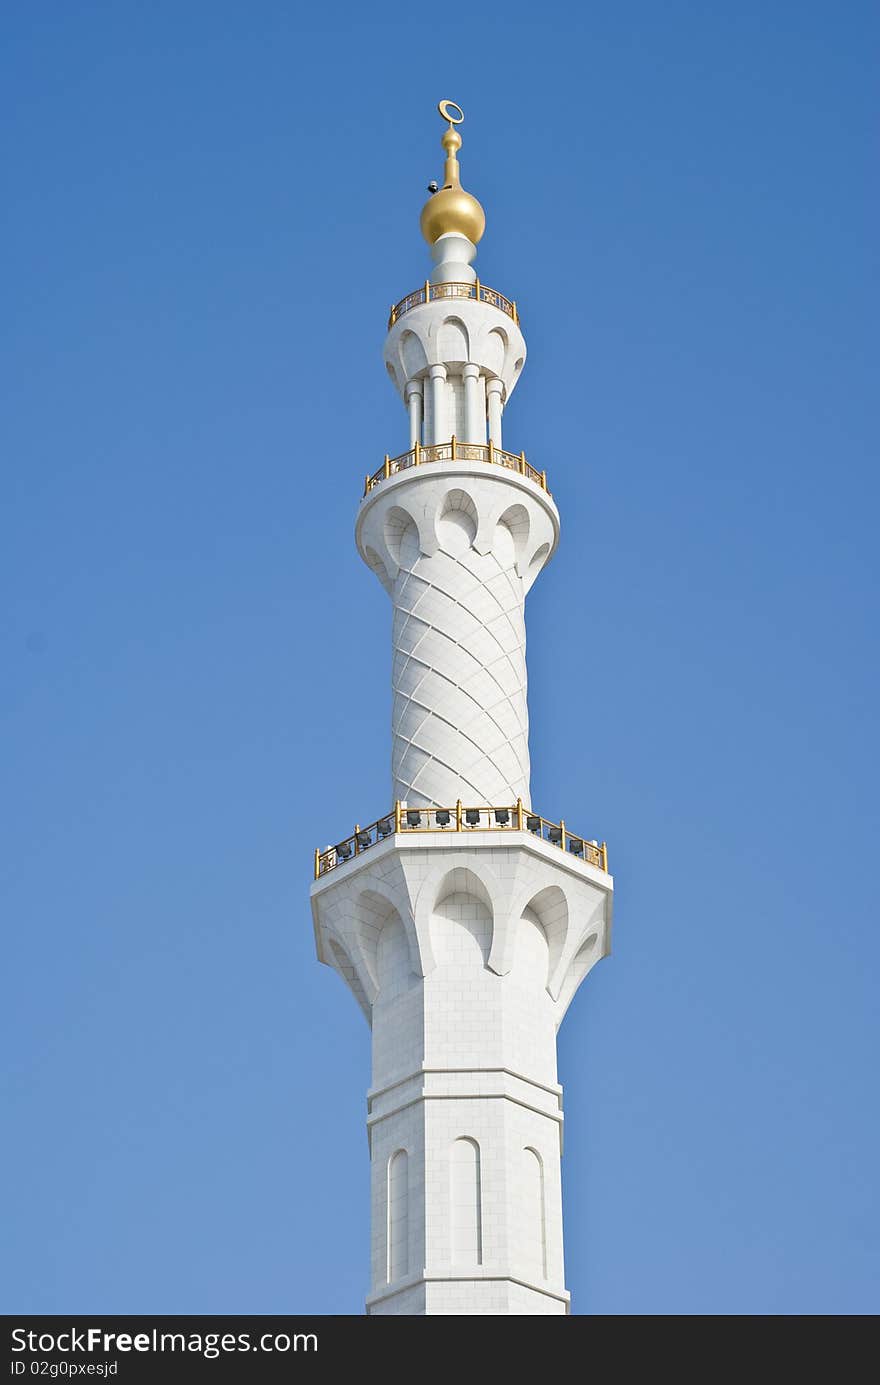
[310,101,613,1316]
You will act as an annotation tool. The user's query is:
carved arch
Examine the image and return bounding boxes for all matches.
[363,545,391,594]
[434,315,470,365]
[436,487,478,556]
[555,932,600,1023]
[413,859,501,977]
[400,328,428,381]
[523,541,552,594]
[522,885,569,994]
[326,937,371,1025]
[385,505,421,568]
[354,884,421,990]
[482,325,507,376]
[497,503,530,570]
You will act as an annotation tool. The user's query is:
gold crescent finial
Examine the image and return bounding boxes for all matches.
[420,99,485,246]
[438,99,465,127]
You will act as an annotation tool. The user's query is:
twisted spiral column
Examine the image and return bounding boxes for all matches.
[356,465,559,811]
[391,517,529,807]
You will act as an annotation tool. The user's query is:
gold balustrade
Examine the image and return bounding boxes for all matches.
[388,279,519,330]
[364,438,548,497]
[314,801,608,879]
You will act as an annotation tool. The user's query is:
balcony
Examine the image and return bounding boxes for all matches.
[388,280,519,330]
[364,438,548,497]
[314,801,608,879]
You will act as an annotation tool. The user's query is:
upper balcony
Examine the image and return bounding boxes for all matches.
[363,438,548,498]
[389,279,519,331]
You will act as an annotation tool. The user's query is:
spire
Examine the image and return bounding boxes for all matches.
[420,100,486,247]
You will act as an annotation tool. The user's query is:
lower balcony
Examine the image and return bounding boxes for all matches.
[314,801,607,879]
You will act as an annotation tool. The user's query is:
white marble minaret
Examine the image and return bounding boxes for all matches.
[310,102,613,1315]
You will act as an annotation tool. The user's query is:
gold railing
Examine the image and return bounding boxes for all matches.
[314,801,608,879]
[389,280,519,330]
[364,438,548,497]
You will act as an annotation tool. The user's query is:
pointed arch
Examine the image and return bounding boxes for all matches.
[435,315,469,364]
[413,858,502,977]
[497,503,530,570]
[512,906,552,990]
[385,505,420,567]
[436,487,478,556]
[555,932,600,1022]
[327,937,371,1024]
[522,885,569,993]
[363,545,391,594]
[523,541,551,594]
[430,866,495,970]
[483,325,508,375]
[354,887,408,993]
[400,328,428,380]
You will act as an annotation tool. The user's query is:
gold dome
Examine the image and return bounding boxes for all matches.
[420,110,486,246]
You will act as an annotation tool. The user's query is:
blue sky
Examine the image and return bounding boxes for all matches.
[2,1,877,1314]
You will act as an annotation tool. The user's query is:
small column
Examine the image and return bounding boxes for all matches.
[462,363,484,445]
[487,378,504,448]
[428,364,448,445]
[405,380,423,448]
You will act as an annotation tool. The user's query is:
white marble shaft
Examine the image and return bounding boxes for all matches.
[356,464,558,809]
[310,830,613,1314]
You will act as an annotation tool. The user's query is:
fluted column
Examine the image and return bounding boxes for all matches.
[428,364,448,445]
[406,380,423,448]
[462,363,484,445]
[487,378,504,448]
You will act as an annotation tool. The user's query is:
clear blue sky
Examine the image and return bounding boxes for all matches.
[2,1,877,1315]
